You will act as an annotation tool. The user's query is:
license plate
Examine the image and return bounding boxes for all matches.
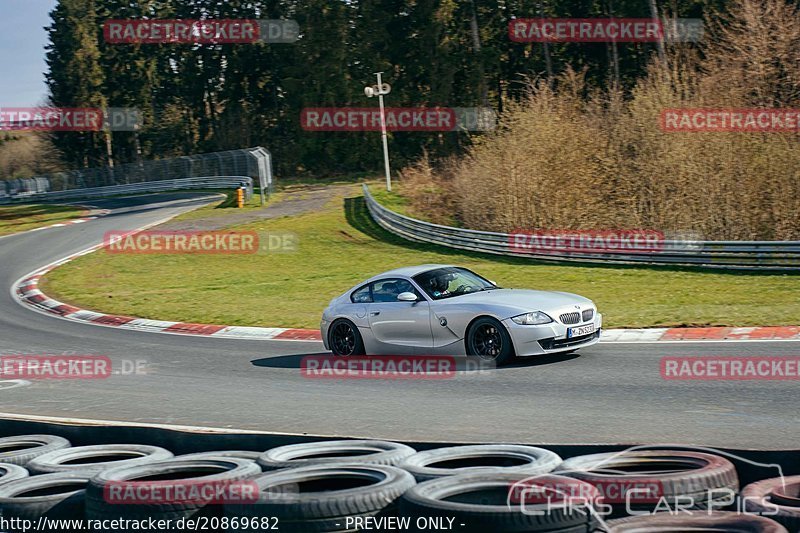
[567,324,596,338]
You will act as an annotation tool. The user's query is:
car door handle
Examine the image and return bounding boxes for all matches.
[370,311,381,316]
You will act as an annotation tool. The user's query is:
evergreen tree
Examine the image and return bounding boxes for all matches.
[45,0,109,172]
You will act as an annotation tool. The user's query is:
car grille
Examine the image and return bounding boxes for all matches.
[539,331,600,351]
[559,312,581,324]
[582,309,594,322]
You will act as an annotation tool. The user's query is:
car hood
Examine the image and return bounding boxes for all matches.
[435,288,593,313]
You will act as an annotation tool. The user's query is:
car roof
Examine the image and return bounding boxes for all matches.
[367,264,455,280]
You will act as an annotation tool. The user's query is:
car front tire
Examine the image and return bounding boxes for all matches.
[466,317,514,365]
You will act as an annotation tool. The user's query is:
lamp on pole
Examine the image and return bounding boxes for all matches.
[364,72,392,191]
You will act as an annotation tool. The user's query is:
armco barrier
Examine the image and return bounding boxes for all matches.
[1,176,254,204]
[0,147,274,205]
[362,184,800,271]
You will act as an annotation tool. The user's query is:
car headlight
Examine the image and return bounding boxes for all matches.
[511,311,553,325]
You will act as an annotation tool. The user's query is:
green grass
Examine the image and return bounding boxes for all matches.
[369,188,412,215]
[0,204,87,236]
[279,172,379,187]
[165,189,273,223]
[42,185,800,329]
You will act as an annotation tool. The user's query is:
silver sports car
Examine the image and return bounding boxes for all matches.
[320,265,602,364]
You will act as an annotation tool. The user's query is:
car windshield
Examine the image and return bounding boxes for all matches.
[413,267,497,300]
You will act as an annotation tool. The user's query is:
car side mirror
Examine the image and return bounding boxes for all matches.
[397,292,418,302]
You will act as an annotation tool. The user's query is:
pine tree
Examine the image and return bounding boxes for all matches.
[45,0,109,173]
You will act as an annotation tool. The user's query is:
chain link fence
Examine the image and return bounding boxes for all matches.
[0,147,273,204]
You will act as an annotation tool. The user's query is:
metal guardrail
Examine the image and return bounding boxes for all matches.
[362,184,800,271]
[2,176,254,203]
[0,147,273,205]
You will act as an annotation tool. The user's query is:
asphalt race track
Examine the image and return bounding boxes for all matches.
[0,193,797,448]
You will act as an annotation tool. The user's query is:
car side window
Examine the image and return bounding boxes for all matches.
[372,279,400,303]
[371,278,422,303]
[395,279,421,298]
[350,284,372,303]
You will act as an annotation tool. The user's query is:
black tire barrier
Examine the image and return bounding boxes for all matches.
[0,435,71,466]
[0,472,90,527]
[27,444,173,475]
[257,440,416,471]
[400,472,600,532]
[0,429,794,531]
[84,457,261,527]
[605,510,788,532]
[226,463,415,532]
[399,444,562,481]
[742,475,800,531]
[557,450,739,514]
[0,463,29,485]
[176,450,261,462]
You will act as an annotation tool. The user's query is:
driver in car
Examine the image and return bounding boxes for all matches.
[428,273,454,298]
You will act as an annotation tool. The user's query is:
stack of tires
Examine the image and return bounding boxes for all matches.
[0,434,797,532]
[229,440,418,531]
[0,435,177,525]
[225,441,591,532]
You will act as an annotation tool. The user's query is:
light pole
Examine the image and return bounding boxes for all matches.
[364,72,392,191]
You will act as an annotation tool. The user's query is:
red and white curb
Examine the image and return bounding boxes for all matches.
[13,244,320,342]
[601,327,800,342]
[9,207,799,344]
[0,206,111,240]
[13,262,800,344]
[23,211,111,232]
[10,198,321,342]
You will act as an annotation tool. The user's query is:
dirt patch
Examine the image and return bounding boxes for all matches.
[157,184,359,232]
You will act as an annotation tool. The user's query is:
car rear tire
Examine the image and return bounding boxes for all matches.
[466,317,514,365]
[328,319,365,356]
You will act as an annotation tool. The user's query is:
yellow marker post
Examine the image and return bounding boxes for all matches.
[237,187,245,208]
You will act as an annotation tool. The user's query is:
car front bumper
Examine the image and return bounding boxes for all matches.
[503,312,603,356]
